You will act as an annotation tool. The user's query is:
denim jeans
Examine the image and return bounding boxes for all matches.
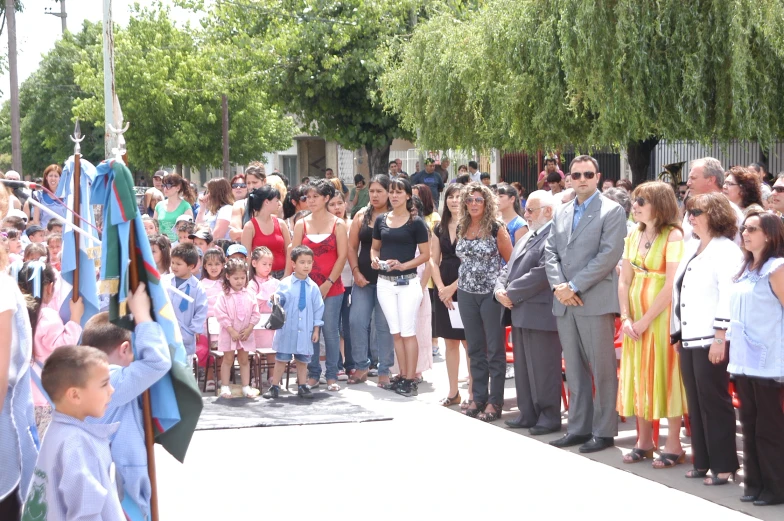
[308,294,342,382]
[350,283,394,376]
[338,286,355,371]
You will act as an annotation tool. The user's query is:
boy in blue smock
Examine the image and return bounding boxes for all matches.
[22,345,125,521]
[263,245,324,400]
[167,242,208,365]
[82,283,171,520]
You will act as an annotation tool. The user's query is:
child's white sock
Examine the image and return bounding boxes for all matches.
[220,385,231,396]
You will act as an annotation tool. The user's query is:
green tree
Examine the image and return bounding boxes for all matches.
[18,21,104,174]
[195,0,421,175]
[72,5,295,172]
[382,0,784,183]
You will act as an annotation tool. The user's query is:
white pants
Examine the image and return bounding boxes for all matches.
[376,277,423,337]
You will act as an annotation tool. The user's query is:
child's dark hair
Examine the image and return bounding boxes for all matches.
[176,220,196,235]
[41,345,108,402]
[222,257,249,293]
[3,216,25,232]
[201,247,226,280]
[171,242,200,267]
[290,245,314,262]
[46,219,63,232]
[214,239,233,255]
[3,227,19,240]
[480,172,491,180]
[24,242,48,263]
[149,234,171,273]
[17,261,57,356]
[81,312,132,355]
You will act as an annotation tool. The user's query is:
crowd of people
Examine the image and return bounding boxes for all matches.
[2,153,784,520]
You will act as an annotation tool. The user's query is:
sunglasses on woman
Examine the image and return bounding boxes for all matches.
[162,183,175,190]
[740,225,760,234]
[232,183,247,189]
[635,197,646,206]
[772,186,784,193]
[570,171,597,180]
[466,197,485,205]
[688,208,705,218]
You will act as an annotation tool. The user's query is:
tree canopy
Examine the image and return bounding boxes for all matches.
[1,5,296,175]
[381,0,784,182]
[193,0,421,174]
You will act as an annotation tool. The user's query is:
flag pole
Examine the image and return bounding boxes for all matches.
[104,0,159,518]
[70,120,84,303]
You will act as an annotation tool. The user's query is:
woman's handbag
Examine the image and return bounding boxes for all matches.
[264,295,286,330]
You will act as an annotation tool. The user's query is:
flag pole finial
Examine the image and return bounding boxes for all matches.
[70,119,84,155]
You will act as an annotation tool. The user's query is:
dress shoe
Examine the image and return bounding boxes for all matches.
[579,436,615,453]
[549,433,591,448]
[739,495,757,503]
[504,416,535,429]
[529,425,561,436]
[753,498,784,507]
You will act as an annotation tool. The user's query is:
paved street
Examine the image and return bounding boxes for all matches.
[155,352,784,520]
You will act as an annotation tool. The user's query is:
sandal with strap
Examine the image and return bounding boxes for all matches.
[623,447,655,464]
[347,369,368,385]
[653,451,686,469]
[440,392,461,407]
[464,402,485,418]
[460,399,473,411]
[704,472,736,486]
[685,469,709,478]
[478,403,502,423]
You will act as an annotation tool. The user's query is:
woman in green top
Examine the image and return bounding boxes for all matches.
[154,174,195,241]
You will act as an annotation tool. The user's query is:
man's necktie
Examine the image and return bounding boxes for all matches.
[298,280,307,311]
[179,284,190,312]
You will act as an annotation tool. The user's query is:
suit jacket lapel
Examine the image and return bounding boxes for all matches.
[562,203,575,243]
[568,194,601,244]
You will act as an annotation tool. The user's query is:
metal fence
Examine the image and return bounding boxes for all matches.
[651,140,784,182]
[501,150,622,194]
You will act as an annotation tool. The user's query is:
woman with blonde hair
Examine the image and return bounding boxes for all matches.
[617,181,686,466]
[456,182,513,421]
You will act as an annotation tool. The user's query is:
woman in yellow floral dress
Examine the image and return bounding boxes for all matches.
[617,181,687,468]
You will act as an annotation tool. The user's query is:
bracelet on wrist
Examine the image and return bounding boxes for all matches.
[351,266,360,273]
[327,278,335,284]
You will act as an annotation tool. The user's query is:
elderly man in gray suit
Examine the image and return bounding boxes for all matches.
[495,190,562,435]
[544,155,627,453]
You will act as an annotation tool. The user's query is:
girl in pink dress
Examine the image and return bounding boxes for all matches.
[249,246,280,385]
[17,261,84,437]
[200,247,226,392]
[215,258,261,398]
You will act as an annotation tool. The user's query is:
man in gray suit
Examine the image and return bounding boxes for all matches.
[544,155,627,453]
[496,190,563,435]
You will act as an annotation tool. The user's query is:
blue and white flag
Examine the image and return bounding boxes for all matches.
[56,156,100,326]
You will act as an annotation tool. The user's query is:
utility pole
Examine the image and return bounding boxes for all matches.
[222,94,229,177]
[6,0,22,174]
[45,0,68,34]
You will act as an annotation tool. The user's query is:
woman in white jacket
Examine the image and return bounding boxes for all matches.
[671,193,742,483]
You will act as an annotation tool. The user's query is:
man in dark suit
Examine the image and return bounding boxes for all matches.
[495,190,562,435]
[544,155,627,453]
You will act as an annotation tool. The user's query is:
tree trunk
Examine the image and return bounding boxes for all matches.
[176,163,183,174]
[626,137,660,186]
[7,0,22,174]
[365,140,392,178]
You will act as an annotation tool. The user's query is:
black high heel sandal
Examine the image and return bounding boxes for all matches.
[478,403,502,422]
[704,471,736,486]
[464,402,486,418]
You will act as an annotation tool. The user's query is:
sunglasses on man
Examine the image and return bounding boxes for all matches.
[570,171,597,180]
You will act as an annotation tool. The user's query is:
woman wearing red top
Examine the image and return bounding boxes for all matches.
[241,185,291,279]
[291,179,348,391]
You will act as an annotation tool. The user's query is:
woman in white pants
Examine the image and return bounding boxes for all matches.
[371,178,431,397]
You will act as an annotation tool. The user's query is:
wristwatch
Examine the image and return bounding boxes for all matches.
[713,338,724,344]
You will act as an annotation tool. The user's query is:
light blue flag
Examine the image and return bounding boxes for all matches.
[56,156,100,327]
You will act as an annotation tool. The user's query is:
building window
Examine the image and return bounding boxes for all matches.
[280,155,297,181]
